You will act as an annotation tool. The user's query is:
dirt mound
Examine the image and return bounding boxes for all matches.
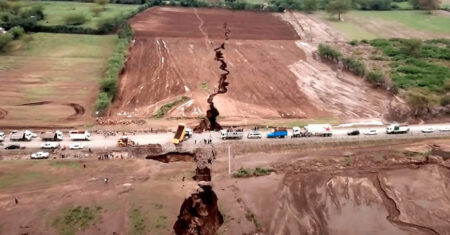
[173,184,224,235]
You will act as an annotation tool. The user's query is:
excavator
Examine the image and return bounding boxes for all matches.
[117,136,136,147]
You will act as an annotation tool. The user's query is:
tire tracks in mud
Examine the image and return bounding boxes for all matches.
[18,101,85,120]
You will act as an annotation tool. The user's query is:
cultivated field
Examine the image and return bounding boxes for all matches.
[111,7,392,125]
[315,10,450,40]
[34,1,141,29]
[0,33,117,128]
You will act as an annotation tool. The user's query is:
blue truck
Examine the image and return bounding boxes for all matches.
[267,127,288,138]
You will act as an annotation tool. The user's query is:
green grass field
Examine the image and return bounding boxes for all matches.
[317,10,450,40]
[29,1,141,29]
[0,33,117,126]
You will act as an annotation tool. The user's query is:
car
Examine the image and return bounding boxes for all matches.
[363,129,378,135]
[5,144,20,150]
[69,143,84,150]
[247,130,262,139]
[31,151,49,159]
[421,127,434,133]
[41,142,60,149]
[438,126,450,132]
[347,130,360,136]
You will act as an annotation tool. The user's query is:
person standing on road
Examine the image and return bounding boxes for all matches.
[14,197,18,205]
[104,177,109,184]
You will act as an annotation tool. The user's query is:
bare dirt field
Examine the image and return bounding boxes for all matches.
[1,139,449,234]
[111,7,392,126]
[0,33,116,128]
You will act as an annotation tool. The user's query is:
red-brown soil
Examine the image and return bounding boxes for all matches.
[111,7,392,124]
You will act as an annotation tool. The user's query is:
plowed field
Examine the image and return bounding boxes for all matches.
[112,7,391,124]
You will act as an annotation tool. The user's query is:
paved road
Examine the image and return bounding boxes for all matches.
[1,123,450,151]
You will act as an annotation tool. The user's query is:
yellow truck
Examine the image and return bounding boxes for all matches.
[172,123,187,144]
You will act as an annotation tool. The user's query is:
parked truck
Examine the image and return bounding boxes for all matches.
[69,130,91,141]
[386,124,409,134]
[41,130,63,141]
[10,130,33,141]
[172,123,187,144]
[221,128,244,140]
[267,127,288,138]
[292,124,333,137]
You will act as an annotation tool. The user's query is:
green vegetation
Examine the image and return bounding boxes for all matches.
[49,161,81,169]
[0,26,24,52]
[246,210,260,229]
[366,70,385,87]
[153,96,190,118]
[154,215,167,229]
[233,167,274,178]
[318,44,342,63]
[326,0,351,20]
[63,13,88,26]
[52,205,102,235]
[0,1,44,29]
[342,56,366,76]
[35,1,140,28]
[318,10,450,40]
[129,208,147,235]
[370,38,450,92]
[96,24,132,114]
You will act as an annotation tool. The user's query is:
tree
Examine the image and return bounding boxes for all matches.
[303,0,318,12]
[326,0,351,21]
[409,0,441,11]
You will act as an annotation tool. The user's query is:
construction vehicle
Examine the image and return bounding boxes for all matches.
[386,124,409,134]
[41,130,63,141]
[172,123,187,144]
[267,127,288,138]
[69,130,91,141]
[185,128,193,139]
[10,130,33,141]
[221,128,244,140]
[117,136,136,147]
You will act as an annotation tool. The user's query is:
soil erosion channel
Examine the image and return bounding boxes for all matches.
[195,23,231,132]
[147,147,223,234]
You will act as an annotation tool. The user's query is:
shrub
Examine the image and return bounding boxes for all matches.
[95,92,111,114]
[0,33,13,52]
[153,96,189,118]
[8,26,24,39]
[349,40,358,46]
[64,13,88,26]
[318,44,342,63]
[440,95,450,106]
[233,167,252,178]
[366,70,385,87]
[406,90,433,115]
[342,56,366,76]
